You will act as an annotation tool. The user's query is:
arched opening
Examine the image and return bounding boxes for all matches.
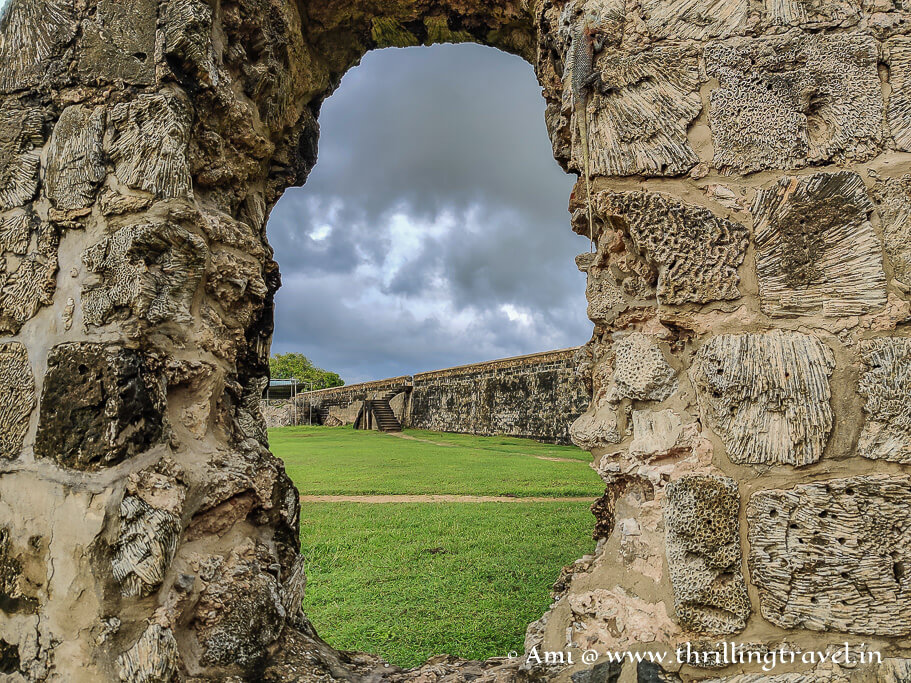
[9,0,911,679]
[265,42,603,666]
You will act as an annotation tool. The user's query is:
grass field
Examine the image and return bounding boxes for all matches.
[271,426,599,497]
[271,426,603,667]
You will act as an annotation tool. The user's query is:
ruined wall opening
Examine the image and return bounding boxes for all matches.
[265,41,603,666]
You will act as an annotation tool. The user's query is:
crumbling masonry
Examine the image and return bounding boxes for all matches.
[3,0,911,680]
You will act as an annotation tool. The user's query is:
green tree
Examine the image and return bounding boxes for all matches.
[269,352,345,390]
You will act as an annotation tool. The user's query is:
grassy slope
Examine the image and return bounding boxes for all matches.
[270,426,603,667]
[271,426,603,497]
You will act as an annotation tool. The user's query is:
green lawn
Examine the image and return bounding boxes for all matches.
[271,426,602,497]
[300,502,596,666]
[270,426,603,667]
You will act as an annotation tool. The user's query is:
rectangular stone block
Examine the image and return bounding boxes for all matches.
[598,191,748,305]
[857,337,911,463]
[665,475,751,635]
[570,46,702,177]
[34,343,167,471]
[706,32,882,173]
[106,93,193,200]
[753,171,887,318]
[886,37,911,151]
[691,332,834,467]
[748,475,911,636]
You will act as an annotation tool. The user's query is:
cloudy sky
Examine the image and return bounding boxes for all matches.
[269,44,591,383]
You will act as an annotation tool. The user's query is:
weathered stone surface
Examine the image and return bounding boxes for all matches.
[0,210,31,255]
[194,541,286,671]
[639,0,749,40]
[112,496,181,597]
[0,213,58,334]
[706,32,882,173]
[567,587,680,652]
[871,175,911,287]
[638,661,682,682]
[116,623,180,683]
[692,332,835,467]
[407,350,589,445]
[0,526,43,615]
[571,334,676,450]
[205,249,268,329]
[237,376,269,446]
[281,556,308,630]
[44,105,105,212]
[34,344,167,470]
[570,660,623,683]
[597,191,749,305]
[14,0,911,676]
[75,0,157,85]
[886,37,911,151]
[82,221,207,328]
[765,0,860,27]
[0,0,77,93]
[570,403,622,450]
[630,410,700,462]
[665,475,750,635]
[0,104,44,210]
[753,171,887,318]
[583,257,625,323]
[162,0,217,85]
[748,475,911,636]
[857,337,911,463]
[705,657,911,681]
[569,46,702,177]
[106,94,193,200]
[607,334,677,403]
[0,343,33,460]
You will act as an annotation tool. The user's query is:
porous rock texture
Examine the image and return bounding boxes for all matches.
[664,475,751,635]
[706,32,882,174]
[856,337,911,463]
[596,191,749,306]
[34,343,167,471]
[5,0,911,680]
[748,475,911,636]
[871,174,911,288]
[0,343,33,460]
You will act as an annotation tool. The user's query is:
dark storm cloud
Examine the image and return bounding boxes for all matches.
[268,43,591,383]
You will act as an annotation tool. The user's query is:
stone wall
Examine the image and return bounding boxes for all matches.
[5,0,911,680]
[295,375,412,427]
[409,348,588,444]
[523,2,911,679]
[280,349,589,444]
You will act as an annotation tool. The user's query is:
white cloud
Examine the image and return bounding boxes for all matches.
[308,224,332,241]
[500,304,533,327]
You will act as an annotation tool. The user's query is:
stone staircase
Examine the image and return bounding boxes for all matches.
[369,389,403,432]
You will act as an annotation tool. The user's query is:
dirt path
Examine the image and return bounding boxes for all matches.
[386,432,456,447]
[300,494,595,503]
[384,431,582,463]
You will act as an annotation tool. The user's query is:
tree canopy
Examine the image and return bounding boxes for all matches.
[269,353,345,389]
